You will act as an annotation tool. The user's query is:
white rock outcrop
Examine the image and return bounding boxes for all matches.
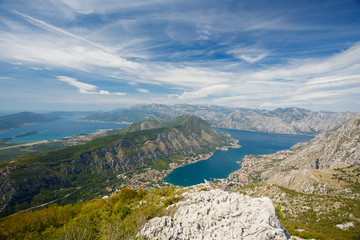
[140,189,290,240]
[336,222,354,230]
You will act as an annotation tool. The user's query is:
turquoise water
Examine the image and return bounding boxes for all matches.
[0,114,128,143]
[164,128,313,186]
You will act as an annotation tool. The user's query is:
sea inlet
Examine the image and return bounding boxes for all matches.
[164,128,313,187]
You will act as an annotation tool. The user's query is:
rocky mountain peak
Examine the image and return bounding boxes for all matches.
[140,186,290,240]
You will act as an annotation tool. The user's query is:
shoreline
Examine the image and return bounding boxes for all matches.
[0,140,50,150]
[114,137,241,191]
[208,146,301,189]
[0,128,115,153]
[77,119,132,125]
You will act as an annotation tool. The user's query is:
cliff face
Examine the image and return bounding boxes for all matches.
[0,116,232,216]
[140,187,290,240]
[262,113,360,193]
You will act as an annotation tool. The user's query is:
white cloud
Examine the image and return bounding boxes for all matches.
[57,76,96,93]
[306,74,360,86]
[151,66,232,87]
[56,0,168,14]
[1,2,360,112]
[13,10,111,52]
[8,11,139,71]
[246,42,360,82]
[211,42,360,108]
[57,76,126,96]
[178,84,230,99]
[227,46,269,63]
[137,88,150,93]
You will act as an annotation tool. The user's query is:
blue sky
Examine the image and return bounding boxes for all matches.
[0,0,360,112]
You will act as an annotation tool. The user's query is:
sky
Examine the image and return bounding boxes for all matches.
[0,0,360,112]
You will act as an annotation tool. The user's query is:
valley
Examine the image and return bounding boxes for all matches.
[0,107,358,239]
[0,115,237,217]
[1,1,359,239]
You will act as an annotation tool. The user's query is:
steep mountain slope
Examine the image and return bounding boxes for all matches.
[83,104,353,135]
[0,116,233,217]
[217,107,354,135]
[0,112,61,132]
[261,112,360,194]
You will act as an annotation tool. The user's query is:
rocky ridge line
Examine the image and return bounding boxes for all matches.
[84,104,354,135]
[140,186,290,240]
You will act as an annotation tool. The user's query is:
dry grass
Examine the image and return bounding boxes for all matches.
[311,165,360,186]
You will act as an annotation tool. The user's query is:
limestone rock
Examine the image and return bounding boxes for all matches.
[140,189,290,240]
[262,113,360,194]
[336,222,354,230]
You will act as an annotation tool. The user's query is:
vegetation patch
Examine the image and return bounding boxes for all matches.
[0,186,183,240]
[238,183,360,240]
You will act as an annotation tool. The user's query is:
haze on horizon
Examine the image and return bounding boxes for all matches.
[0,0,360,113]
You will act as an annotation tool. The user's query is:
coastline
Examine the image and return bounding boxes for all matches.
[0,122,39,135]
[77,119,132,124]
[0,129,114,155]
[208,147,300,189]
[114,137,241,191]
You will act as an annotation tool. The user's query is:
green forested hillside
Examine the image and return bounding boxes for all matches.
[0,186,182,240]
[0,116,232,217]
[0,112,61,132]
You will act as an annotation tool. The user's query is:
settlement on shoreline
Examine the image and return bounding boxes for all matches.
[1,128,245,197]
[208,142,306,189]
[107,138,241,196]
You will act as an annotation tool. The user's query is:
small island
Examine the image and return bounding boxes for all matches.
[15,130,39,138]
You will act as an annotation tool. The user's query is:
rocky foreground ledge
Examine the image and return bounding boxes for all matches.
[140,187,291,240]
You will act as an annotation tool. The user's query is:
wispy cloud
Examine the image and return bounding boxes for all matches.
[1,0,360,112]
[227,46,270,63]
[178,84,230,100]
[8,11,139,70]
[13,10,111,52]
[137,88,150,93]
[57,76,126,95]
[246,42,360,82]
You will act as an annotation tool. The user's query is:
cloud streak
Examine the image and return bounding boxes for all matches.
[57,76,126,96]
[227,46,270,63]
[0,0,359,112]
[11,10,139,70]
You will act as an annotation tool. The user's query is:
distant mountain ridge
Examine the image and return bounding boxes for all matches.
[83,104,354,135]
[0,112,61,132]
[0,115,233,216]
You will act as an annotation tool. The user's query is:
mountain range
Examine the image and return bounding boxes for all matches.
[0,115,233,217]
[0,108,359,239]
[83,104,354,135]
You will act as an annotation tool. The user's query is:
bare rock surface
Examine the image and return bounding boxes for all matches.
[140,188,290,240]
[262,113,360,194]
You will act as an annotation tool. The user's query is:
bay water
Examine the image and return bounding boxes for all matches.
[0,113,128,143]
[164,128,313,186]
